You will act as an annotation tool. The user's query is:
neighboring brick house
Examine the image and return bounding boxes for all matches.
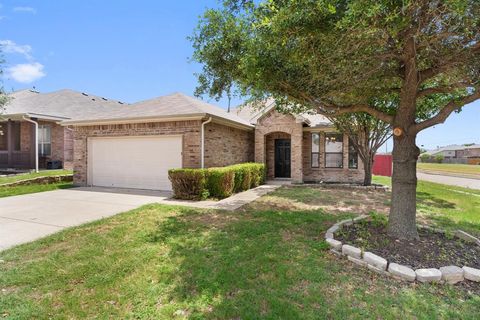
[2,89,363,190]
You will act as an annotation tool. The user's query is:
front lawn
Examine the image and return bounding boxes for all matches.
[374,176,480,236]
[1,183,479,318]
[0,169,72,185]
[417,162,480,178]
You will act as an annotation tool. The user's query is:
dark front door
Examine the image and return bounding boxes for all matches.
[275,139,291,178]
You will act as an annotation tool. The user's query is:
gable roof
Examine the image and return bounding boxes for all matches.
[423,145,467,155]
[232,99,332,128]
[3,89,126,121]
[2,90,253,129]
[62,92,253,128]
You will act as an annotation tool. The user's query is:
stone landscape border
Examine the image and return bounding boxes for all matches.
[325,215,480,284]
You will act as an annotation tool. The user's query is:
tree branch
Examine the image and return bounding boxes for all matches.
[315,102,394,124]
[413,90,480,132]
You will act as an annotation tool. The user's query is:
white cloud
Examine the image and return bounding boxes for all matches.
[13,6,36,14]
[0,39,33,60]
[7,62,45,83]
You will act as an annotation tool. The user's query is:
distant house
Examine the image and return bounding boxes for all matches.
[422,144,480,164]
[423,145,466,159]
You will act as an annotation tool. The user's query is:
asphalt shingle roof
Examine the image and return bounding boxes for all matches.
[3,90,252,128]
[232,99,332,128]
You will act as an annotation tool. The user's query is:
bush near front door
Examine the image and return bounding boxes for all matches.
[168,163,266,200]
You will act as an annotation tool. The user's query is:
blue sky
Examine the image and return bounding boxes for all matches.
[1,0,478,151]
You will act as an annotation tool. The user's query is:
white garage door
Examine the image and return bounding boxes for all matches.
[88,136,182,191]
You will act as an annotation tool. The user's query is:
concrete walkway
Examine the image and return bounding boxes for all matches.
[417,172,480,190]
[0,185,279,251]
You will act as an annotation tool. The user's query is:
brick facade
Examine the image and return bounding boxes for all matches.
[16,121,73,169]
[254,109,364,184]
[204,122,254,167]
[254,110,304,183]
[302,131,364,183]
[72,120,253,186]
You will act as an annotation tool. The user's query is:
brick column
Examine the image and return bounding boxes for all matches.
[254,129,265,164]
[291,123,304,183]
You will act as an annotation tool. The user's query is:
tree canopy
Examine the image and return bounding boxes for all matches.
[192,0,479,127]
[191,0,480,239]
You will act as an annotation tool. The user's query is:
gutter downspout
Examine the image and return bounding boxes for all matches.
[200,117,212,169]
[23,116,39,173]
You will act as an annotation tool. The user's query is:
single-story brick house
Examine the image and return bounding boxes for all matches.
[1,89,363,190]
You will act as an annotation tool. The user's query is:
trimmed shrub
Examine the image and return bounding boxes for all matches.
[206,167,235,199]
[169,163,266,200]
[168,169,209,200]
[249,163,266,187]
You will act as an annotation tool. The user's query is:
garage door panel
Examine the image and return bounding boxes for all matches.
[88,136,182,190]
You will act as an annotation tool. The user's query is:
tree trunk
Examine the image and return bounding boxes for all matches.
[387,132,420,240]
[363,156,373,186]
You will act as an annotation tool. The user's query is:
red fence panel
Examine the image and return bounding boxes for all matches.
[373,154,393,177]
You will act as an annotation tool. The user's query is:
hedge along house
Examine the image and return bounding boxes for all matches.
[233,100,364,184]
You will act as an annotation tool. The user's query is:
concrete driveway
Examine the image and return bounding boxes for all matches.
[0,187,172,251]
[0,185,278,251]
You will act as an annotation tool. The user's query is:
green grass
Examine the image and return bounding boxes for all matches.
[417,162,480,178]
[0,182,73,198]
[374,175,480,236]
[0,186,479,318]
[0,169,73,185]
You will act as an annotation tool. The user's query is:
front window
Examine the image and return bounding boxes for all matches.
[348,137,358,169]
[38,125,51,156]
[325,133,343,168]
[311,133,320,168]
[0,123,7,151]
[0,122,21,151]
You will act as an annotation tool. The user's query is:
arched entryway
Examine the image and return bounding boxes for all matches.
[265,132,291,179]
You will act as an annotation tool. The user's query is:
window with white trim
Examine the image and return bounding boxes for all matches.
[311,133,320,168]
[38,125,51,156]
[325,133,343,168]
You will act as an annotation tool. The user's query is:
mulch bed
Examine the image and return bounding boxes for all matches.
[336,221,480,293]
[336,221,480,269]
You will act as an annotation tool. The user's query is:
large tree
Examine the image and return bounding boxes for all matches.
[191,0,480,240]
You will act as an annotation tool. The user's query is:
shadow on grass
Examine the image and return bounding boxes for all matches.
[145,208,345,318]
[425,214,480,237]
[417,191,456,209]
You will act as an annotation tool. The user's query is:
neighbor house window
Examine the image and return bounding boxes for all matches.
[11,122,21,151]
[38,125,51,156]
[0,124,7,151]
[348,137,358,169]
[311,133,320,168]
[325,133,343,168]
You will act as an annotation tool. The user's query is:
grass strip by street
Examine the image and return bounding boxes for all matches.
[373,176,480,237]
[0,182,479,318]
[417,163,480,179]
